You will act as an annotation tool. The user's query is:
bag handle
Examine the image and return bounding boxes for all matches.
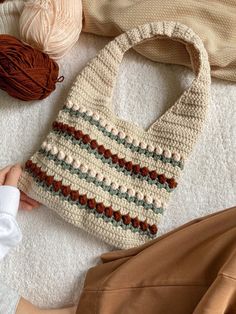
[67,22,211,157]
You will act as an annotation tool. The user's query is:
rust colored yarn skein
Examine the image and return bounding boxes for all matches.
[0,35,63,101]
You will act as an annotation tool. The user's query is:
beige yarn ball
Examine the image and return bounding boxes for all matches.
[19,0,83,60]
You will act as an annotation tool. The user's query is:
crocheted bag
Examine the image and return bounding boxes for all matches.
[18,21,211,249]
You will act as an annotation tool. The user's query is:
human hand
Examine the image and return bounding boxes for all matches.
[0,164,40,210]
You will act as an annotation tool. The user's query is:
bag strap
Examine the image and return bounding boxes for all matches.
[68,21,211,158]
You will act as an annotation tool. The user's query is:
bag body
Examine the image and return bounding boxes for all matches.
[18,21,211,249]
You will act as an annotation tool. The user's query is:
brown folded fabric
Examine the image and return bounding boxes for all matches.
[76,206,236,313]
[82,0,236,82]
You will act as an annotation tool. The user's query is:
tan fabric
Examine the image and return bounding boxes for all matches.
[77,206,236,314]
[82,0,236,82]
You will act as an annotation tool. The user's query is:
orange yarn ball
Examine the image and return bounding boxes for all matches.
[0,34,63,101]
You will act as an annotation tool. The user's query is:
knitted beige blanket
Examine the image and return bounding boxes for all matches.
[82,0,236,82]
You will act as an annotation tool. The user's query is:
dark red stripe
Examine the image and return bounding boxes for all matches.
[25,160,158,235]
[52,121,178,189]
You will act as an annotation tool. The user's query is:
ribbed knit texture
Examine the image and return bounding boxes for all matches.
[82,0,236,82]
[0,0,235,82]
[0,0,23,36]
[18,22,211,249]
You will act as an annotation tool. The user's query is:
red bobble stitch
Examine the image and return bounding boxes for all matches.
[167,178,177,189]
[104,149,112,159]
[31,163,37,172]
[74,130,84,140]
[158,174,166,184]
[140,167,149,177]
[88,198,96,209]
[39,171,46,181]
[111,154,119,164]
[62,186,71,197]
[58,122,63,130]
[113,211,122,222]
[105,206,113,218]
[31,163,36,171]
[46,176,54,186]
[67,126,75,135]
[131,217,140,228]
[98,145,105,155]
[96,203,105,214]
[149,224,158,235]
[52,121,58,129]
[122,214,131,225]
[118,158,125,167]
[70,190,79,201]
[132,164,140,174]
[79,195,87,205]
[125,161,133,171]
[140,221,148,231]
[34,167,41,176]
[82,134,91,144]
[150,170,157,180]
[25,160,33,169]
[61,124,68,133]
[90,140,98,150]
[53,180,62,192]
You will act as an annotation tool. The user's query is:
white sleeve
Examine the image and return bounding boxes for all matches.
[0,282,20,314]
[0,186,22,260]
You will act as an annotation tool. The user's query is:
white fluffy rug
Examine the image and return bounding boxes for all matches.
[0,33,235,308]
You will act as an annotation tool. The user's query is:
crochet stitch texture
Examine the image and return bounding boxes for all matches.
[18,21,211,249]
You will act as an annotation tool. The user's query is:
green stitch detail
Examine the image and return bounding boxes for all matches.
[53,129,174,191]
[39,149,164,215]
[62,107,183,169]
[28,168,155,238]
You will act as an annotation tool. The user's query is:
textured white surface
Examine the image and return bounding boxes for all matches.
[0,33,235,308]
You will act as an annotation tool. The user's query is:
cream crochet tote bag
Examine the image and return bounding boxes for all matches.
[19,21,211,249]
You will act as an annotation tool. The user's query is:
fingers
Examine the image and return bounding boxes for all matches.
[4,164,22,187]
[20,192,40,208]
[0,165,12,185]
[19,201,34,211]
[0,164,41,211]
[20,192,41,211]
